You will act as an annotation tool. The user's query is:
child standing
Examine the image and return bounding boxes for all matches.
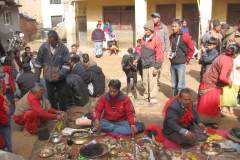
[199,37,219,81]
[121,48,139,96]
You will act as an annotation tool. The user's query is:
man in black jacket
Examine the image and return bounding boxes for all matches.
[34,30,70,111]
[70,55,90,84]
[163,88,207,147]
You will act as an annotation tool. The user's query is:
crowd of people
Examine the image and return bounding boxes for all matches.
[0,11,240,153]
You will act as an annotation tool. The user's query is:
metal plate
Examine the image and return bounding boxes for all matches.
[80,142,109,159]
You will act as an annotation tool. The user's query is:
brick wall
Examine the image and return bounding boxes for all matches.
[20,14,38,42]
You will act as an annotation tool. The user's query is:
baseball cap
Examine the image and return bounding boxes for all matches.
[151,12,161,18]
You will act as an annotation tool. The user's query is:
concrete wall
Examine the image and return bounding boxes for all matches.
[0,7,20,50]
[19,0,42,24]
[212,0,240,22]
[41,0,64,28]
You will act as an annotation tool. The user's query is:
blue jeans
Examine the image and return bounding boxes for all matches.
[100,119,144,135]
[0,125,12,152]
[170,64,186,96]
[3,89,15,152]
[94,41,103,56]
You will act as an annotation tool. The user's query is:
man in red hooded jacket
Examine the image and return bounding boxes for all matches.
[94,79,144,136]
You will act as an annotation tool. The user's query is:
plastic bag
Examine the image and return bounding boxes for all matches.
[221,86,238,107]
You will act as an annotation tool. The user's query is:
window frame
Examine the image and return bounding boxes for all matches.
[3,11,12,25]
[50,0,61,4]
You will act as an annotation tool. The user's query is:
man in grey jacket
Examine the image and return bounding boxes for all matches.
[34,30,70,111]
[151,13,171,86]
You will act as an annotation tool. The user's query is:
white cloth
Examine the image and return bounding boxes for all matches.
[231,55,240,86]
[50,46,56,55]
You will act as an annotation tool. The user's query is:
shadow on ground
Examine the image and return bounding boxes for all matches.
[188,69,200,83]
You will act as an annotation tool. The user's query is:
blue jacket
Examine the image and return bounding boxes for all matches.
[35,42,70,82]
[199,48,219,76]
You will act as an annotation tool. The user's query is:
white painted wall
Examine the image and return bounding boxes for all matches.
[135,0,147,41]
[41,0,64,28]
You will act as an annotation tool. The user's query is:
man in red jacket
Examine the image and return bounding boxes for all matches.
[14,83,63,134]
[140,21,164,103]
[94,79,143,136]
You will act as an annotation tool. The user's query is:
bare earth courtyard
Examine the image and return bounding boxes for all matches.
[11,43,240,159]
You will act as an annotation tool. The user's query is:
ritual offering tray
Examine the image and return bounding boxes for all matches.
[38,143,71,160]
[68,129,91,145]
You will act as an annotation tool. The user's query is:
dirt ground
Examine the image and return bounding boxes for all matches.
[11,41,240,159]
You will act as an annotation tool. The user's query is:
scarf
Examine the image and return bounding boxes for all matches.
[162,95,194,128]
[178,104,194,128]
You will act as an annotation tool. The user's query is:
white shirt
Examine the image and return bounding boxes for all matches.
[50,45,56,55]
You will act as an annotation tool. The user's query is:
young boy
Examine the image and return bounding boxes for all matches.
[199,37,219,81]
[121,48,139,96]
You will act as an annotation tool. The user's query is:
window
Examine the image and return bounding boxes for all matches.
[3,11,12,25]
[50,0,61,4]
[51,16,63,28]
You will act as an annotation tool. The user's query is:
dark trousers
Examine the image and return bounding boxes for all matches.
[46,80,68,111]
[166,125,207,147]
[126,71,137,92]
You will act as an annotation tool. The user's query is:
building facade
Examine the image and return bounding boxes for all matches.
[19,0,64,28]
[64,0,240,47]
[0,0,21,50]
[41,0,65,28]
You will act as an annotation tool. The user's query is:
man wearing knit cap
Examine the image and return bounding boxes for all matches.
[151,12,170,86]
[139,21,164,103]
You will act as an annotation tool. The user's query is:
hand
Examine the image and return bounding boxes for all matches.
[152,69,158,77]
[184,131,195,141]
[198,123,206,131]
[56,113,62,120]
[3,100,9,113]
[201,45,206,52]
[52,73,60,80]
[228,80,233,87]
[131,125,138,137]
[133,60,138,65]
[95,119,101,131]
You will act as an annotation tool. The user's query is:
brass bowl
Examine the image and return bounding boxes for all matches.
[50,132,62,144]
[69,129,91,145]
